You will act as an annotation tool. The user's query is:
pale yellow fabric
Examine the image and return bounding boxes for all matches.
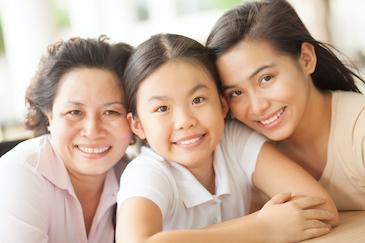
[319,91,365,210]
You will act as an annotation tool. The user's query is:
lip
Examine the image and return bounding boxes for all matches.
[256,106,286,129]
[75,144,112,159]
[172,133,207,148]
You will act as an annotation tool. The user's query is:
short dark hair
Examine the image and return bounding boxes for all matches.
[124,33,222,116]
[25,36,133,136]
[206,0,365,93]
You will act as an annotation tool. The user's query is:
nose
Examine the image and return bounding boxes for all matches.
[248,92,269,116]
[81,115,105,139]
[174,107,198,130]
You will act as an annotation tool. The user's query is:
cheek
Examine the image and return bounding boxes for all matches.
[229,101,249,120]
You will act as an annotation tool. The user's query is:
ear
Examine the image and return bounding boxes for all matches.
[45,111,52,132]
[127,113,146,140]
[299,42,317,75]
[220,96,229,118]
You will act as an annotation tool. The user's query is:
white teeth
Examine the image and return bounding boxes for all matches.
[78,146,110,154]
[260,108,284,125]
[176,136,202,145]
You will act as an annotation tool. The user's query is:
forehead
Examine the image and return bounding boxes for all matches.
[55,68,123,101]
[216,40,293,83]
[218,39,281,66]
[138,60,216,95]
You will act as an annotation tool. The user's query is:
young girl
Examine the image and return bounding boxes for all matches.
[0,37,132,243]
[116,33,337,243]
[206,0,365,211]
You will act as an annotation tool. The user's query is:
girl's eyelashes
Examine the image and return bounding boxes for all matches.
[192,96,205,105]
[155,105,169,113]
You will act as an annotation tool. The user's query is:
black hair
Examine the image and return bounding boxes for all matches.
[206,0,364,93]
[123,33,222,116]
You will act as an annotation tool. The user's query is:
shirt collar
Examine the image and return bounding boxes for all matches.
[37,135,73,193]
[141,146,231,208]
[37,135,120,199]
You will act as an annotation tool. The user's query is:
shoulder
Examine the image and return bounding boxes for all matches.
[332,91,365,132]
[333,91,365,113]
[118,147,176,217]
[330,91,365,166]
[221,119,266,151]
[0,137,51,233]
[0,135,52,205]
[0,135,46,169]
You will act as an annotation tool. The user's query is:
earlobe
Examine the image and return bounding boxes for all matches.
[127,113,146,140]
[220,96,229,118]
[300,42,317,75]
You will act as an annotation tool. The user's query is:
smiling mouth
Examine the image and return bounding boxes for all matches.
[258,107,285,126]
[173,134,205,145]
[77,145,111,154]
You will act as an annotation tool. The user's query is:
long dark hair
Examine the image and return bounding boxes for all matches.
[124,33,222,116]
[206,0,365,93]
[25,36,133,136]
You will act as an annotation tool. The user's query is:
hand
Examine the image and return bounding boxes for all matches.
[257,193,335,243]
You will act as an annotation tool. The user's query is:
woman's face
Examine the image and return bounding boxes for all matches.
[47,68,131,178]
[216,40,315,141]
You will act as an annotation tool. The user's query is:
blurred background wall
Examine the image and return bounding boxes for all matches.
[0,0,364,141]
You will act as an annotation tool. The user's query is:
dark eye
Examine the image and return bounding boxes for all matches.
[260,75,273,84]
[67,110,81,116]
[230,90,242,98]
[156,106,168,112]
[192,97,204,105]
[104,110,122,116]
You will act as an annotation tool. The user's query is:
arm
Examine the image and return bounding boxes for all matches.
[116,195,333,243]
[252,142,339,226]
[116,197,269,243]
[0,162,49,243]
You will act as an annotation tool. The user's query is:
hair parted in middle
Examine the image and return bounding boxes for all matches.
[123,33,223,116]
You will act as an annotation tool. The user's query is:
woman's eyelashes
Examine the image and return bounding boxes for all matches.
[65,109,82,119]
[258,74,274,86]
[63,108,124,120]
[224,90,242,100]
[103,109,124,117]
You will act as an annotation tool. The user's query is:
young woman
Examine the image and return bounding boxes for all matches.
[116,33,337,243]
[0,36,133,243]
[206,0,365,210]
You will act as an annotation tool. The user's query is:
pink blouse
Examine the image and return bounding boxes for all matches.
[0,135,120,243]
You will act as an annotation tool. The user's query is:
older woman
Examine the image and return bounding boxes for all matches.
[0,36,133,243]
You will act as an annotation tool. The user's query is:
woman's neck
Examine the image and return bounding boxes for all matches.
[68,170,106,236]
[277,87,332,179]
[285,88,332,149]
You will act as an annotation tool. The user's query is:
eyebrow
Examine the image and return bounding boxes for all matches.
[65,101,124,107]
[147,83,209,102]
[223,64,276,90]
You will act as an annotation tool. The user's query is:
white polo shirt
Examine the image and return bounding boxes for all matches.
[117,120,266,230]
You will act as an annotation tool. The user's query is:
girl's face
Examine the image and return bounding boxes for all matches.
[129,60,228,170]
[216,40,316,141]
[47,68,131,178]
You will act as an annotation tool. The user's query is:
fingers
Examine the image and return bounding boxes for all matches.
[304,219,331,230]
[301,227,331,241]
[265,193,292,206]
[303,208,336,221]
[291,196,325,209]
